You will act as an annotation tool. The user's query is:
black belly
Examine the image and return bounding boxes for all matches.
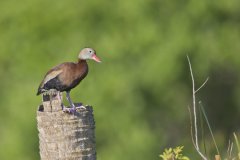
[43,76,83,92]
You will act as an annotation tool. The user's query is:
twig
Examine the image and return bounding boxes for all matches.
[188,106,197,149]
[199,101,220,155]
[234,133,240,152]
[199,103,207,156]
[233,132,240,159]
[229,141,233,159]
[187,56,198,147]
[227,140,231,159]
[187,55,208,160]
[195,77,209,93]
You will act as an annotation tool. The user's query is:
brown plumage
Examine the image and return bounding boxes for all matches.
[36,60,88,95]
[36,48,101,113]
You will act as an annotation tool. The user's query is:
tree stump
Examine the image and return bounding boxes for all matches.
[37,94,96,160]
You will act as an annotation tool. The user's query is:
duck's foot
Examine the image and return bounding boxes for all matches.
[62,104,86,114]
[63,107,77,114]
[76,105,86,110]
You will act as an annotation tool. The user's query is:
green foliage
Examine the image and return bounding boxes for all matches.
[160,146,190,160]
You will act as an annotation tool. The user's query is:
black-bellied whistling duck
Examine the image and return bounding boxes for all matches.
[37,48,101,113]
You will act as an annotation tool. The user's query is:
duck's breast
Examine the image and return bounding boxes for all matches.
[59,61,88,90]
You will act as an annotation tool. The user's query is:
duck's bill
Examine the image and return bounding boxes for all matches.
[92,54,101,63]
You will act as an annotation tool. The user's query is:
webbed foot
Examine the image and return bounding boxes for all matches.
[76,105,86,110]
[63,107,77,114]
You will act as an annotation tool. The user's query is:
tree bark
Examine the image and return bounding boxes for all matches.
[37,94,96,160]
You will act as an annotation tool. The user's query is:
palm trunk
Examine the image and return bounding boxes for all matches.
[37,94,96,160]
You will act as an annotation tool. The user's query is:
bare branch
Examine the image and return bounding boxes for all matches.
[227,140,231,159]
[187,55,208,160]
[188,106,197,149]
[199,101,220,155]
[230,142,233,159]
[187,55,198,147]
[195,77,209,93]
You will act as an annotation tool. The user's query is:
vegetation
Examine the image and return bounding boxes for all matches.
[160,146,190,160]
[0,0,240,159]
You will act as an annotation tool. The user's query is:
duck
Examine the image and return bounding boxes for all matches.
[36,47,101,113]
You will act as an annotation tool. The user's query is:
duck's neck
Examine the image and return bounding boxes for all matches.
[78,59,86,63]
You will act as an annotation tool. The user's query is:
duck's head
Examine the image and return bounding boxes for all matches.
[78,48,101,63]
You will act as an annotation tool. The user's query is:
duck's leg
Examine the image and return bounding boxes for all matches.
[63,91,86,113]
[63,91,76,113]
[66,91,75,109]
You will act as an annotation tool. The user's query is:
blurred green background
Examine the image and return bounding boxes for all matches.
[0,0,240,159]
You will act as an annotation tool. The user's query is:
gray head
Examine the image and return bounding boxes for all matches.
[78,48,101,62]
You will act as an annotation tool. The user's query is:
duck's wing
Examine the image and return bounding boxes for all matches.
[36,65,64,95]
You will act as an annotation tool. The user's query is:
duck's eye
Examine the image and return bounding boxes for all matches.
[89,50,92,53]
